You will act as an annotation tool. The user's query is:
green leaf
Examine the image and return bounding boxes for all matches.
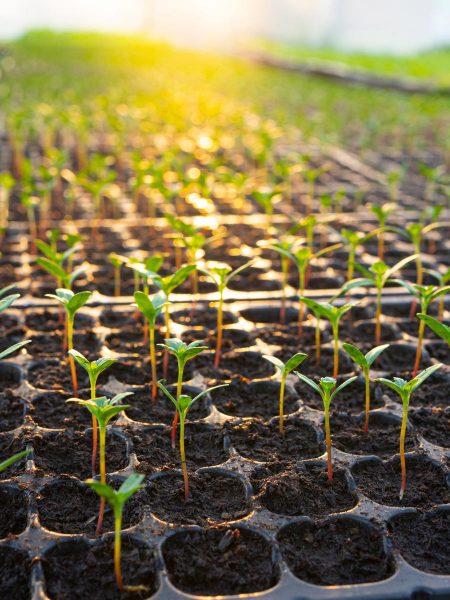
[262,355,284,373]
[157,380,178,409]
[0,340,31,360]
[417,314,450,345]
[409,363,442,393]
[375,378,404,396]
[117,473,145,503]
[294,372,323,397]
[68,349,90,368]
[284,352,308,374]
[85,480,118,507]
[133,291,166,324]
[0,293,20,314]
[191,384,229,404]
[342,343,367,369]
[36,258,66,281]
[67,291,92,316]
[0,449,31,473]
[331,376,358,400]
[364,344,390,367]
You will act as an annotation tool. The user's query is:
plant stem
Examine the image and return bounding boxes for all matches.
[280,255,288,325]
[163,301,170,379]
[279,375,286,435]
[315,316,321,365]
[171,363,183,449]
[347,246,355,281]
[412,317,425,378]
[95,425,106,536]
[90,379,98,477]
[214,288,224,368]
[114,508,124,592]
[332,324,339,379]
[375,287,382,345]
[399,400,408,500]
[149,326,157,402]
[378,232,384,260]
[67,317,78,395]
[297,269,305,336]
[364,369,370,433]
[324,403,332,481]
[114,264,120,297]
[180,416,189,499]
[409,244,422,320]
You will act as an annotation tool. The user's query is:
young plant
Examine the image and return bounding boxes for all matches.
[342,343,389,432]
[157,339,207,447]
[0,449,31,473]
[340,228,380,282]
[68,350,116,476]
[69,393,131,536]
[376,364,442,500]
[417,313,450,346]
[108,253,127,297]
[45,288,92,393]
[427,267,450,319]
[0,173,15,237]
[391,283,450,377]
[199,260,254,366]
[337,255,417,344]
[252,188,280,234]
[370,203,395,260]
[86,474,146,593]
[299,298,356,378]
[293,374,357,480]
[262,353,308,434]
[133,291,166,401]
[158,382,227,498]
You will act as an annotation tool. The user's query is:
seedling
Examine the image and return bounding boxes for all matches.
[69,393,131,535]
[45,288,92,392]
[417,313,450,346]
[340,228,380,282]
[0,173,15,237]
[342,343,389,432]
[299,298,355,378]
[158,381,227,498]
[158,339,207,447]
[36,256,87,291]
[252,188,280,234]
[369,203,395,260]
[391,283,450,376]
[376,364,442,500]
[0,449,31,473]
[0,283,21,313]
[133,291,166,401]
[337,255,417,344]
[427,267,450,319]
[293,374,357,480]
[199,260,254,366]
[86,474,146,593]
[108,253,127,297]
[262,353,308,434]
[68,350,116,476]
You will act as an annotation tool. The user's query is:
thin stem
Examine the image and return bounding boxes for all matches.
[90,379,98,477]
[364,369,370,433]
[315,316,321,365]
[114,508,124,592]
[67,318,78,395]
[297,269,305,336]
[399,400,409,500]
[332,324,339,379]
[149,326,157,402]
[324,403,333,481]
[163,300,170,379]
[280,255,288,325]
[279,375,286,435]
[180,415,189,500]
[171,361,184,449]
[375,287,382,345]
[412,317,425,378]
[347,246,355,282]
[378,231,384,260]
[114,264,120,297]
[214,288,224,368]
[95,424,106,536]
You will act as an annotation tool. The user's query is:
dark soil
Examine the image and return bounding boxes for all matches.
[171,306,237,327]
[196,351,276,381]
[409,407,449,448]
[26,331,101,358]
[99,308,143,329]
[181,327,255,351]
[351,455,449,508]
[104,328,164,354]
[373,343,431,372]
[30,390,93,429]
[0,485,28,537]
[389,509,450,575]
[37,477,148,535]
[107,358,193,387]
[251,462,357,517]
[28,360,89,391]
[341,320,401,345]
[162,527,279,596]
[212,379,299,419]
[25,309,94,331]
[43,536,158,600]
[0,362,22,391]
[276,347,354,377]
[0,433,28,479]
[0,390,25,431]
[426,341,450,364]
[0,313,19,334]
[277,517,392,585]
[146,470,251,525]
[240,306,299,324]
[226,418,322,462]
[331,412,417,458]
[130,423,228,472]
[295,376,385,413]
[125,384,209,424]
[0,546,30,600]
[390,373,450,408]
[257,323,327,347]
[33,430,128,478]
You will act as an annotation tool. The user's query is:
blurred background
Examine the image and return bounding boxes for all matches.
[1,0,449,54]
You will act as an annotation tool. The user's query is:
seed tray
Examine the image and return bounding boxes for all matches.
[0,297,448,599]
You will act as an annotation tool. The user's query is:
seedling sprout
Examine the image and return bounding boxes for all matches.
[416,313,450,346]
[0,449,31,473]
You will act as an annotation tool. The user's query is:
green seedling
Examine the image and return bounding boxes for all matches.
[158,382,227,498]
[252,188,280,234]
[0,449,31,473]
[108,253,128,297]
[426,268,450,319]
[0,283,21,313]
[36,256,87,291]
[342,343,389,432]
[299,298,355,378]
[337,255,417,344]
[418,163,445,202]
[199,260,254,366]
[340,228,381,282]
[133,291,166,401]
[86,474,146,593]
[262,353,308,434]
[69,392,131,536]
[158,339,207,447]
[369,203,395,260]
[376,364,442,500]
[68,350,116,476]
[417,313,450,346]
[0,173,15,236]
[386,169,405,204]
[391,283,450,377]
[293,374,357,480]
[45,288,92,392]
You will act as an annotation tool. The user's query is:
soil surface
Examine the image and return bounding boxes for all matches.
[28,360,89,391]
[389,510,450,575]
[162,527,279,595]
[0,546,30,600]
[145,470,251,525]
[0,485,28,537]
[43,536,158,600]
[30,390,93,429]
[0,390,25,431]
[251,462,357,517]
[295,377,385,413]
[409,407,449,448]
[226,418,322,462]
[277,517,392,585]
[196,351,276,381]
[351,455,449,508]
